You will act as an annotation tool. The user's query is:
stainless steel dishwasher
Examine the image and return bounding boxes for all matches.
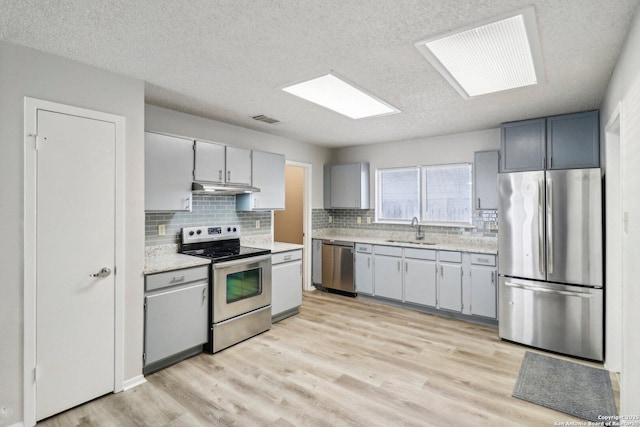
[321,240,355,295]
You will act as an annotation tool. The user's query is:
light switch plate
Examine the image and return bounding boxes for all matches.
[256,220,260,229]
[356,216,362,224]
[367,217,371,224]
[158,224,166,236]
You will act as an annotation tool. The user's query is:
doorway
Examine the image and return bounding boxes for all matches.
[275,165,304,244]
[605,105,622,373]
[273,161,313,291]
[23,98,126,426]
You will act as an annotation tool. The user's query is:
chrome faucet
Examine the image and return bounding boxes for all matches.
[410,217,424,240]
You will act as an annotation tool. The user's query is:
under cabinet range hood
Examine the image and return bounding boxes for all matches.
[192,182,261,195]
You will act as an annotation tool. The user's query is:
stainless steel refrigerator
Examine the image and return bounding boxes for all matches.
[498,168,603,361]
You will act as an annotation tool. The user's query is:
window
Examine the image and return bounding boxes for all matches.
[376,163,472,225]
[376,167,420,221]
[422,164,472,224]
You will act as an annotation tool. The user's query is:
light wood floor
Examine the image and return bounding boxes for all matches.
[40,291,618,426]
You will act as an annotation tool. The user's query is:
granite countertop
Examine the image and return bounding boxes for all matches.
[248,241,304,253]
[143,239,304,275]
[144,244,212,275]
[313,229,497,255]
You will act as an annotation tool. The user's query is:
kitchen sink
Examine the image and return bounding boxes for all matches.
[385,239,436,245]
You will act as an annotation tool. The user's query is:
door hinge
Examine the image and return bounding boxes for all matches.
[461,269,463,277]
[461,303,464,311]
[143,353,146,363]
[29,134,41,150]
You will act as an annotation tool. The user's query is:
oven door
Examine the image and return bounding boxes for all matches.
[212,254,272,323]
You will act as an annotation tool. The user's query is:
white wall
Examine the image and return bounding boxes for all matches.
[0,41,145,426]
[145,105,332,209]
[332,128,500,203]
[600,3,640,415]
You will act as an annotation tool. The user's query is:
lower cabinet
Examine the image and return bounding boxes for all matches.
[354,244,373,295]
[404,249,437,308]
[373,246,403,300]
[271,249,303,322]
[144,266,209,373]
[438,252,463,313]
[469,254,498,319]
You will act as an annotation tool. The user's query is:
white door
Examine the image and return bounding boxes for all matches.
[35,109,116,420]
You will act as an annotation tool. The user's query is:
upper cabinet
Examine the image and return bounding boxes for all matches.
[500,118,546,172]
[546,111,599,170]
[145,132,192,212]
[474,150,499,210]
[500,111,599,172]
[194,140,225,183]
[194,141,251,185]
[236,150,285,211]
[324,162,370,209]
[225,146,252,185]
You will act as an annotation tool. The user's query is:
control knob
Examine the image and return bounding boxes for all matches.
[188,231,195,236]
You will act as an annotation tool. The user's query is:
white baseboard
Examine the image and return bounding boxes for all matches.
[9,422,25,427]
[122,374,146,391]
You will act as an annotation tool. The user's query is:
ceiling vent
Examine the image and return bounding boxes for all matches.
[252,115,280,125]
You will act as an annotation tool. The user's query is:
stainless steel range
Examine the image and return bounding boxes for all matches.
[180,225,272,353]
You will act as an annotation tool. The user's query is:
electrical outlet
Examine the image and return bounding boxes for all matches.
[328,216,333,223]
[367,217,371,224]
[158,224,166,236]
[356,216,361,224]
[256,220,260,229]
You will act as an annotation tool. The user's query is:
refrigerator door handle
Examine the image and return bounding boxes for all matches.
[504,281,593,298]
[547,177,554,275]
[538,179,544,275]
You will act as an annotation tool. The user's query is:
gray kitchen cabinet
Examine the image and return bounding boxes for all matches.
[474,150,499,210]
[144,266,209,373]
[373,245,403,300]
[469,253,497,319]
[236,150,285,211]
[501,111,600,172]
[312,239,322,285]
[546,111,599,169]
[437,251,463,313]
[500,118,546,172]
[194,140,226,183]
[225,146,252,185]
[271,250,303,322]
[324,162,370,209]
[144,132,193,212]
[403,248,437,308]
[354,244,374,295]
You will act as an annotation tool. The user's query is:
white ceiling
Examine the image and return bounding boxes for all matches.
[1,0,638,147]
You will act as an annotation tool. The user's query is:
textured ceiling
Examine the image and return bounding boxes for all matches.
[1,0,638,147]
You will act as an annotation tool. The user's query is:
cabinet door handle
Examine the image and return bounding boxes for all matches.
[477,198,481,209]
[227,170,231,181]
[202,288,207,302]
[171,275,185,283]
[405,261,408,273]
[397,260,401,272]
[491,271,495,285]
[440,265,444,277]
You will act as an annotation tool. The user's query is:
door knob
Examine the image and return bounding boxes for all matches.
[90,267,112,278]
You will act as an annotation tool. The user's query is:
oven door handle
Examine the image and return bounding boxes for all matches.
[213,254,271,269]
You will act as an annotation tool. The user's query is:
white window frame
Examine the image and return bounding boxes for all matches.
[375,163,473,227]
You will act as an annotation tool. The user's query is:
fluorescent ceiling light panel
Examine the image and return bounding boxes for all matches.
[414,7,544,98]
[282,73,399,119]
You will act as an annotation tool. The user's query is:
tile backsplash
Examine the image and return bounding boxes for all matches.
[312,208,497,237]
[145,195,271,246]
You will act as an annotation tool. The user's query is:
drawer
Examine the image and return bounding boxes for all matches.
[146,265,209,292]
[272,249,302,265]
[355,243,372,253]
[404,248,436,260]
[374,245,403,257]
[470,253,496,266]
[438,251,462,263]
